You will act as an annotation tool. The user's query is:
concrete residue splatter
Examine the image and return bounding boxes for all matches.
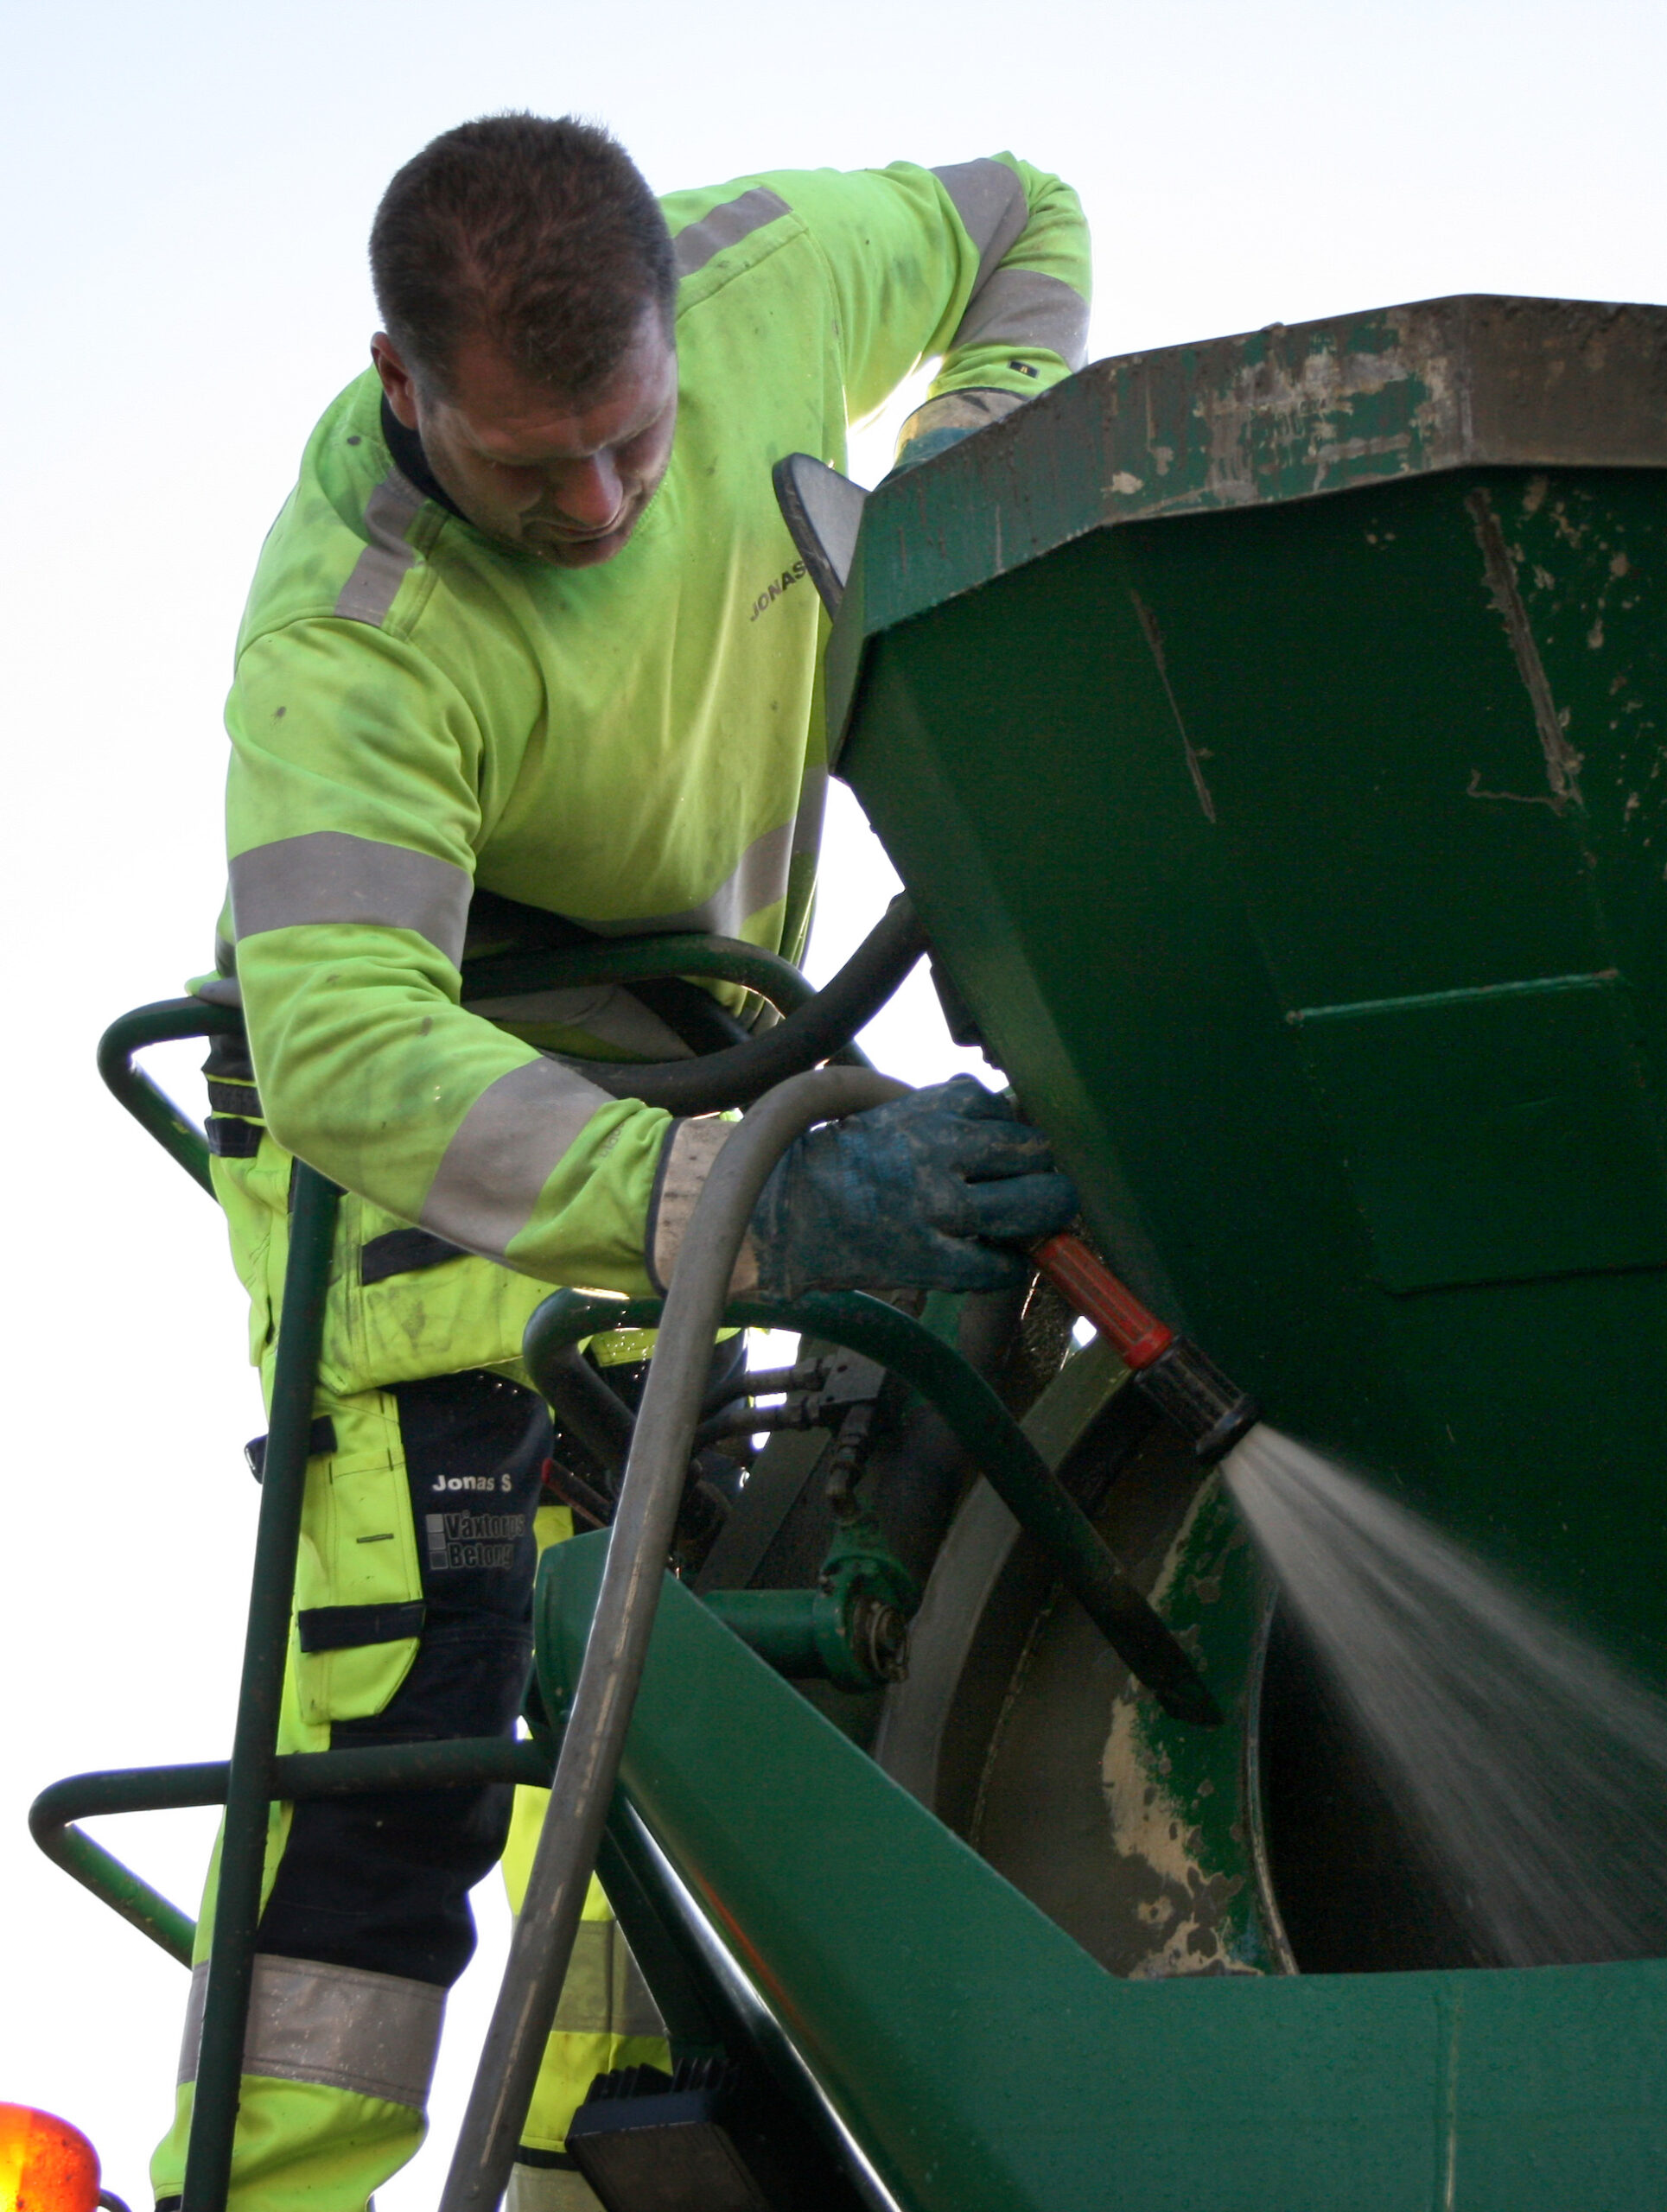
[1098,1489,1247,1977]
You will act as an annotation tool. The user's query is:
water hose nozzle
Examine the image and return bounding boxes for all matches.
[1134,1336,1261,1465]
[1031,1233,1259,1464]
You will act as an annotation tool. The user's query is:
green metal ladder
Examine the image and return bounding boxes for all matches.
[33,936,817,2212]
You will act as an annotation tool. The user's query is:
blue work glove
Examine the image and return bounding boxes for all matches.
[890,388,1029,473]
[749,1076,1078,1300]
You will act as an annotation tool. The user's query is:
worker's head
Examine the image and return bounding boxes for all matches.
[369,113,678,568]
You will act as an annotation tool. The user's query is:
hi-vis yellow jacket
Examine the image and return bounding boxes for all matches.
[219,156,1090,1316]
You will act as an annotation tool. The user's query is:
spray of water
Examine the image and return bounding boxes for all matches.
[1224,1426,1667,1967]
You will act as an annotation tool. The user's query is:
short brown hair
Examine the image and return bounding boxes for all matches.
[370,112,677,399]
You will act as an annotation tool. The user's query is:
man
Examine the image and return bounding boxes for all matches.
[156,113,1088,2212]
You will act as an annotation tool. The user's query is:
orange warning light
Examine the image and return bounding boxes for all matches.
[0,2106,99,2212]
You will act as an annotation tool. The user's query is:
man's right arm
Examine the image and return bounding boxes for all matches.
[228,615,671,1295]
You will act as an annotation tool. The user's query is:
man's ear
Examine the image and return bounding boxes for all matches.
[371,333,421,429]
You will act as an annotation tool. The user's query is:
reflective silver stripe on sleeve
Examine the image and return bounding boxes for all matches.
[334,467,425,628]
[552,1916,667,2039]
[931,158,1031,290]
[177,1955,444,2110]
[231,831,473,966]
[949,266,1090,370]
[569,815,797,940]
[420,1056,615,1263]
[466,983,696,1061]
[673,186,792,278]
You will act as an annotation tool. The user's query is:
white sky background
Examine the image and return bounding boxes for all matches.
[3,0,1664,2200]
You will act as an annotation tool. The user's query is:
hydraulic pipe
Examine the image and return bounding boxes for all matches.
[699,1588,843,1681]
[525,1289,1220,1724]
[439,1066,909,2212]
[549,897,926,1113]
[539,1339,637,1479]
[459,929,818,1016]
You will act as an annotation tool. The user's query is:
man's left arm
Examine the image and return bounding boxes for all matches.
[784,152,1091,450]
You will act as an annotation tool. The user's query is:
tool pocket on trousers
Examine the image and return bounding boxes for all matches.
[293,1391,424,1729]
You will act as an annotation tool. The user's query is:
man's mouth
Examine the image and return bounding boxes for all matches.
[525,503,629,543]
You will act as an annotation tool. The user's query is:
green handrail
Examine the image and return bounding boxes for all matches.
[97,999,244,1196]
[98,935,822,1198]
[30,1740,555,1968]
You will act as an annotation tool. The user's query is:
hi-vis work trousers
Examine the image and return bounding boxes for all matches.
[150,1373,667,2212]
[500,1797,670,2212]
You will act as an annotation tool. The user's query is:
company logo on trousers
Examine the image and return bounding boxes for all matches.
[425,1510,525,1573]
[749,558,805,620]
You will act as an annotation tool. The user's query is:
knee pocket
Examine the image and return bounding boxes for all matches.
[337,1613,533,1750]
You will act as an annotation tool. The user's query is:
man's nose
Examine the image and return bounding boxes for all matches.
[549,453,624,530]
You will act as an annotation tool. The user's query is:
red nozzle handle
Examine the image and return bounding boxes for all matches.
[1031,1232,1175,1370]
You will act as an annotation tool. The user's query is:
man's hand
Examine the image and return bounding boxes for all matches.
[748,1075,1078,1300]
[891,388,1028,472]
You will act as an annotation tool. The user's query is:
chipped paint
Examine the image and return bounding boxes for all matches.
[1101,1688,1246,1977]
[1184,310,1453,512]
[847,293,1667,659]
[1467,487,1584,809]
[1466,767,1560,810]
[1098,1484,1258,1979]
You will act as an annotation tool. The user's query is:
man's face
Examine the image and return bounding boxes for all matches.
[372,305,678,569]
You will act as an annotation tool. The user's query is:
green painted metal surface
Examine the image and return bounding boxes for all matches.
[539,1535,1667,2211]
[837,295,1667,1679]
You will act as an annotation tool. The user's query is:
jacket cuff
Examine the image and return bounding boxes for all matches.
[894,386,1028,461]
[645,1116,760,1300]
